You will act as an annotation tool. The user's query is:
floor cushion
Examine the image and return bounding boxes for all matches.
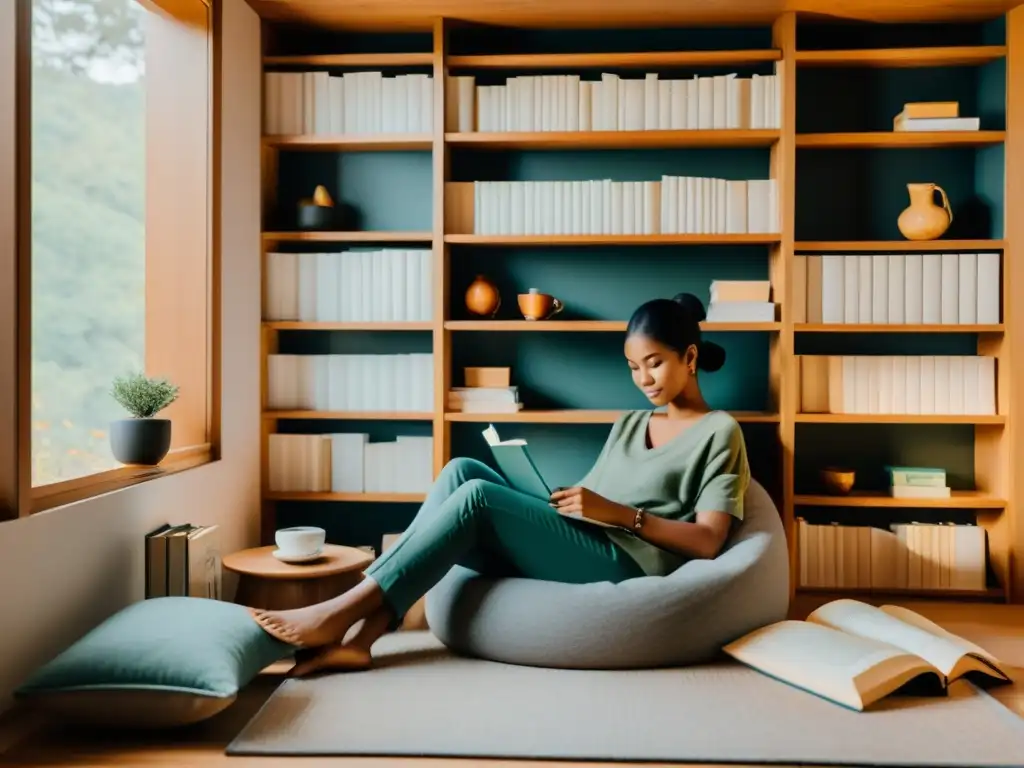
[15,597,293,728]
[424,478,790,669]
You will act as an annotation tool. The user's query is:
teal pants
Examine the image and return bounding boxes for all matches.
[363,457,644,620]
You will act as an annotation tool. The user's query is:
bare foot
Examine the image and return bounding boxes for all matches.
[249,604,357,649]
[290,643,373,677]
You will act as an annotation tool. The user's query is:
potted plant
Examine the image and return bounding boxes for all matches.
[109,372,180,466]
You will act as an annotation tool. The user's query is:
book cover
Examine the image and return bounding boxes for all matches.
[481,425,617,529]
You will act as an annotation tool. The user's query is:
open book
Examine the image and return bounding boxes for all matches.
[722,599,1010,711]
[481,425,617,529]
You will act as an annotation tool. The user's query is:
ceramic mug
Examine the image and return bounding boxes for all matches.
[518,288,564,321]
[275,526,326,557]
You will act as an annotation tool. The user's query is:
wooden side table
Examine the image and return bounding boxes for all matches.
[222,544,374,610]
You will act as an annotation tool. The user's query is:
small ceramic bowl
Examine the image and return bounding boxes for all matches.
[820,467,856,495]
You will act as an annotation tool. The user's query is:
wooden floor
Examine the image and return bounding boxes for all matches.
[2,599,1022,767]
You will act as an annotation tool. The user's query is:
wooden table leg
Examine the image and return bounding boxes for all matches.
[234,571,364,610]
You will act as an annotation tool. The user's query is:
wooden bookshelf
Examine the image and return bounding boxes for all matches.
[444,410,781,424]
[263,53,433,67]
[796,324,1004,333]
[258,16,1023,605]
[795,414,1007,425]
[446,130,780,150]
[445,321,781,332]
[264,321,433,331]
[795,45,1007,68]
[262,231,433,243]
[446,50,782,69]
[262,410,434,421]
[795,132,1006,149]
[795,240,1006,252]
[794,491,1006,509]
[444,234,781,246]
[262,135,433,151]
[266,492,427,503]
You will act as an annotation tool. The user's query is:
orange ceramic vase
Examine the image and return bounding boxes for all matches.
[465,275,500,317]
[897,183,953,241]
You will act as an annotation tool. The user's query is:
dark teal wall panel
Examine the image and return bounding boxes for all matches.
[452,148,771,183]
[795,20,1002,50]
[451,332,771,412]
[274,151,433,232]
[448,27,773,56]
[278,330,433,356]
[796,67,1003,133]
[449,245,769,321]
[796,423,976,493]
[796,148,1002,241]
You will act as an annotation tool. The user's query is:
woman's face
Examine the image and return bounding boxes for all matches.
[624,334,696,407]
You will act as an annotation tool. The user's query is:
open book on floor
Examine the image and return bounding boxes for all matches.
[722,599,1011,712]
[481,424,616,529]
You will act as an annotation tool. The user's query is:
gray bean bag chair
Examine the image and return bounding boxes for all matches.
[424,478,790,669]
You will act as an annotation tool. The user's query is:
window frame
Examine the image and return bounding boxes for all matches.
[0,0,221,520]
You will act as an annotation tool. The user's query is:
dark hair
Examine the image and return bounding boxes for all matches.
[625,292,726,373]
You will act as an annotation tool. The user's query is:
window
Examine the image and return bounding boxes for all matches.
[0,0,217,516]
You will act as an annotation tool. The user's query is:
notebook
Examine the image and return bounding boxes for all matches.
[481,425,616,529]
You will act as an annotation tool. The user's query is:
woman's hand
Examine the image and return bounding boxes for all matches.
[549,487,633,528]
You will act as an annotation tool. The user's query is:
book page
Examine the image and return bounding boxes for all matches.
[808,599,1003,682]
[878,605,1010,682]
[722,619,934,711]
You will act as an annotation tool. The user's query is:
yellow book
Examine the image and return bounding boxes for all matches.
[723,599,1010,711]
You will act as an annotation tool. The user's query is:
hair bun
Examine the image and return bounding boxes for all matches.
[698,341,726,373]
[670,292,708,323]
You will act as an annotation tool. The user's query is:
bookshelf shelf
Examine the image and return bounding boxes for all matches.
[263,410,434,421]
[447,50,782,70]
[794,491,1006,509]
[262,134,433,151]
[795,414,1006,425]
[794,240,1006,252]
[258,12,1022,605]
[264,321,433,331]
[266,492,427,503]
[262,231,433,243]
[446,130,780,150]
[797,586,1005,602]
[795,131,1006,149]
[794,45,1007,68]
[444,234,781,246]
[795,324,1004,334]
[445,410,781,424]
[263,53,433,67]
[445,321,781,332]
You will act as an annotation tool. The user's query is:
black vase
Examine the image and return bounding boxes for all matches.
[110,418,172,466]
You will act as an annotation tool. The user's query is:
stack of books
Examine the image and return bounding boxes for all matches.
[706,280,775,322]
[448,367,520,414]
[886,465,951,499]
[145,523,221,600]
[893,101,979,132]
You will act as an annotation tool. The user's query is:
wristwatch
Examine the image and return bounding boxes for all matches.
[632,507,646,534]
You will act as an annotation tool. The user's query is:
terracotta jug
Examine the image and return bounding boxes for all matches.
[465,275,500,317]
[897,183,953,241]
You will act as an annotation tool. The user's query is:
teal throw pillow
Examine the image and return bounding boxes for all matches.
[15,597,293,728]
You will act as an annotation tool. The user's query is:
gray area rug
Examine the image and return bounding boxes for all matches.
[228,631,1024,766]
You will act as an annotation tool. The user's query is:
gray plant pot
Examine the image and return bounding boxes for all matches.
[110,418,172,466]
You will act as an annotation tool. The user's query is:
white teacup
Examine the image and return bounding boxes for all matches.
[275,526,326,557]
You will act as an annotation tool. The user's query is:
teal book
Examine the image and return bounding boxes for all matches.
[481,425,616,529]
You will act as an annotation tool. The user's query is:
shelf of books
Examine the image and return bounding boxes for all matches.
[258,14,1021,603]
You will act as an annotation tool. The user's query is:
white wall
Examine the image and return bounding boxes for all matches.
[0,0,262,711]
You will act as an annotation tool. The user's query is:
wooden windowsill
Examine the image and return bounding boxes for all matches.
[31,443,215,514]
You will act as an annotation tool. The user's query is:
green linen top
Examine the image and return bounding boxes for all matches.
[576,409,750,576]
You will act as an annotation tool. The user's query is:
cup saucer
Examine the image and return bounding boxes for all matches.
[272,548,323,564]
